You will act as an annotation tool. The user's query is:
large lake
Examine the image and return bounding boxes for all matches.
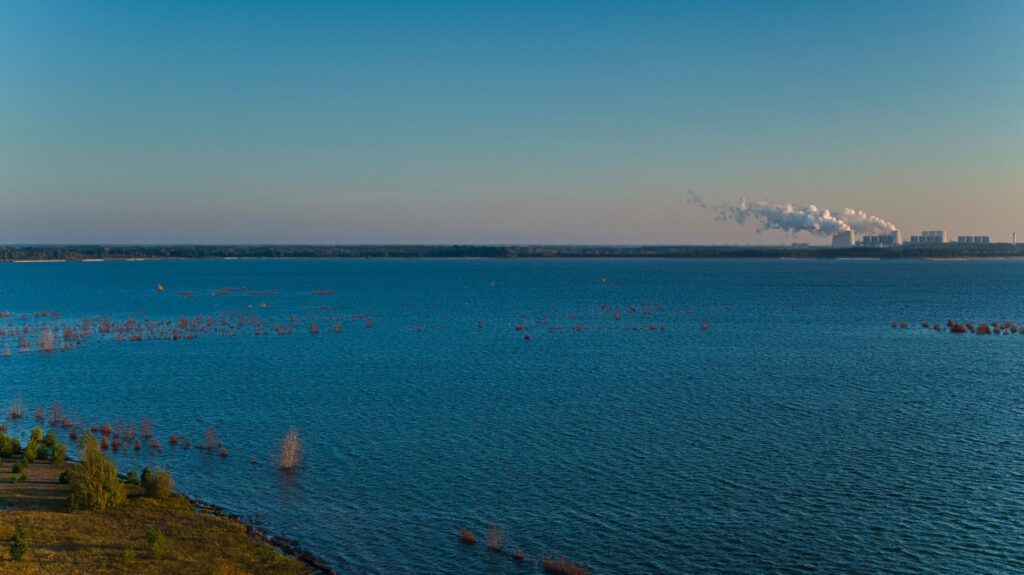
[2,259,1023,574]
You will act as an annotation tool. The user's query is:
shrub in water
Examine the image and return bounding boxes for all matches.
[487,524,504,552]
[145,527,167,558]
[279,428,302,470]
[68,433,126,511]
[9,524,28,561]
[142,468,174,499]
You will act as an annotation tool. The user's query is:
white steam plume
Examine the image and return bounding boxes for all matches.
[715,198,897,236]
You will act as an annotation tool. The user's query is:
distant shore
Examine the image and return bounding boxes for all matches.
[4,244,1024,262]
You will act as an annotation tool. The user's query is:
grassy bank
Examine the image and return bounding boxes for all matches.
[0,460,312,574]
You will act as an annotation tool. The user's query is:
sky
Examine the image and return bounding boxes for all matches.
[1,0,1022,245]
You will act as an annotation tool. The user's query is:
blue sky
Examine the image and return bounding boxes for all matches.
[1,1,1021,244]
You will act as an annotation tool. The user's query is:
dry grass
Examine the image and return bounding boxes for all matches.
[0,461,311,574]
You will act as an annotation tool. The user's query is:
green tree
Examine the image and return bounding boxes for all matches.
[67,434,126,511]
[142,468,174,499]
[51,442,67,465]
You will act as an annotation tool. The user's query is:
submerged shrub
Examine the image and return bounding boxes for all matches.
[68,433,126,511]
[9,524,28,561]
[279,428,302,470]
[142,468,173,499]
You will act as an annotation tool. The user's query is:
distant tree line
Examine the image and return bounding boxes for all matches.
[2,243,1024,261]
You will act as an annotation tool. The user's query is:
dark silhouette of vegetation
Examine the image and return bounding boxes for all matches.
[6,242,1024,262]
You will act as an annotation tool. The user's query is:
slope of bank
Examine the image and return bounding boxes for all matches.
[0,460,313,574]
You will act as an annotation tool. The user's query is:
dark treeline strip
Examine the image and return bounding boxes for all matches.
[3,243,1024,261]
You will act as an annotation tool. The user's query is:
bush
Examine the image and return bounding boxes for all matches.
[126,470,139,485]
[0,435,14,458]
[140,466,152,486]
[145,527,166,558]
[11,461,24,474]
[43,430,57,447]
[52,442,67,465]
[23,440,38,463]
[29,427,42,443]
[58,470,71,484]
[68,433,126,511]
[142,468,174,499]
[9,524,28,561]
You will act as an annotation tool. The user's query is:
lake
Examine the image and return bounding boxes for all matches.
[2,258,1023,574]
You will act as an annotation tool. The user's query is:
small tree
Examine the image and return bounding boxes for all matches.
[68,433,126,511]
[23,440,38,463]
[142,468,173,499]
[30,427,42,443]
[51,442,67,465]
[279,428,302,470]
[43,430,57,447]
[9,524,28,561]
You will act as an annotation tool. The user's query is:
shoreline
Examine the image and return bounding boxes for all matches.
[179,493,339,575]
[0,458,333,573]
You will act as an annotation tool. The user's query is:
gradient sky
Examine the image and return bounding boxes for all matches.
[2,0,1022,244]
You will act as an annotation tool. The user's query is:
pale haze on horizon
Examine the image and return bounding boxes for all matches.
[1,1,1022,245]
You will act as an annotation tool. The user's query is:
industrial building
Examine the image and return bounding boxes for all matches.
[957,236,990,244]
[909,230,947,244]
[858,231,902,247]
[831,230,855,248]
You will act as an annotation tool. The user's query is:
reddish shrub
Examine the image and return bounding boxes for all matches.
[513,548,524,562]
[542,557,589,575]
[169,434,179,445]
[459,529,476,545]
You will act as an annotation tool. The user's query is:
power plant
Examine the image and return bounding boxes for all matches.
[831,228,1013,248]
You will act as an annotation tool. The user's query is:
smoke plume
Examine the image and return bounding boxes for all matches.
[715,198,897,236]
